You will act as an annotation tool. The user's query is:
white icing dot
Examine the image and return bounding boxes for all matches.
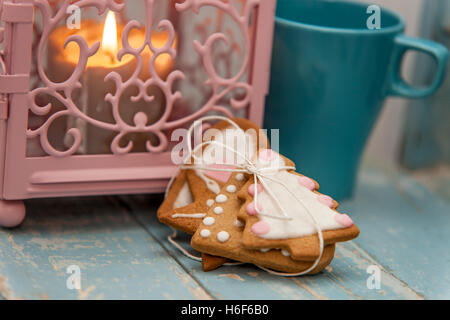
[206,199,214,207]
[217,231,230,242]
[200,229,211,238]
[281,249,290,257]
[260,248,270,253]
[235,173,244,181]
[203,217,215,226]
[213,206,224,214]
[215,194,228,203]
[226,185,237,193]
[234,219,244,228]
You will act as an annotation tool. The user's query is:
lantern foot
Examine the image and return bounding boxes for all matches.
[0,199,26,228]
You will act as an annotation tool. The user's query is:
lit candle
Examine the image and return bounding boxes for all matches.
[102,10,119,64]
[46,11,176,154]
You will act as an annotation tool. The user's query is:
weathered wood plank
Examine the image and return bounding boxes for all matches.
[121,193,422,300]
[340,167,450,299]
[0,196,211,300]
[1,164,444,299]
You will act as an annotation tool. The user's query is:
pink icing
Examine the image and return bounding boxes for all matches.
[298,176,316,191]
[204,164,234,183]
[251,221,270,235]
[248,183,263,196]
[318,194,335,208]
[246,202,262,216]
[334,214,353,227]
[258,149,277,162]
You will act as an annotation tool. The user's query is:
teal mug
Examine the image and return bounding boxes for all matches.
[265,0,448,200]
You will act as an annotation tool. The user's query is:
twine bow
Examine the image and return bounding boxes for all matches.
[165,116,324,276]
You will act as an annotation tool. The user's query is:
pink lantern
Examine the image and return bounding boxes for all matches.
[0,0,276,227]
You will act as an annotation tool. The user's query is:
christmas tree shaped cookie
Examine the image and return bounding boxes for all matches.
[190,171,337,274]
[237,150,359,261]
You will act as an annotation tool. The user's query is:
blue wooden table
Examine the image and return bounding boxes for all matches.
[0,163,448,300]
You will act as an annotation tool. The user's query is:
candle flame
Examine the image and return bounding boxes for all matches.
[102,11,118,61]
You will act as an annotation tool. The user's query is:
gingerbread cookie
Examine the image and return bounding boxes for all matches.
[237,149,359,261]
[158,117,269,270]
[158,117,269,235]
[201,253,233,272]
[191,172,337,274]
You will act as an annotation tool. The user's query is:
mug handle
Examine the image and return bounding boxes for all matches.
[388,34,448,98]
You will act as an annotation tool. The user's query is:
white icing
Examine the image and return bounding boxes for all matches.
[171,213,206,219]
[252,155,344,239]
[215,194,228,203]
[235,173,244,181]
[206,199,214,207]
[260,248,270,253]
[234,219,244,228]
[173,182,194,209]
[217,231,230,242]
[200,229,211,238]
[226,185,237,193]
[213,207,224,215]
[281,249,290,257]
[194,127,258,193]
[195,173,221,194]
[203,217,215,226]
